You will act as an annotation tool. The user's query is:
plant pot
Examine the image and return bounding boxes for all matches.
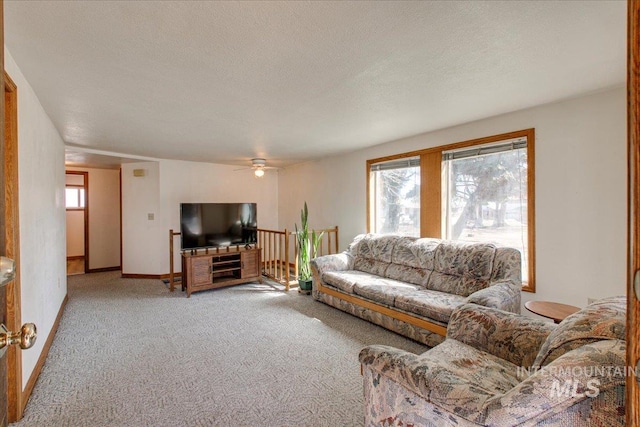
[298,278,313,294]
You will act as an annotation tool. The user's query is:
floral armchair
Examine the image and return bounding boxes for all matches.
[359,297,626,426]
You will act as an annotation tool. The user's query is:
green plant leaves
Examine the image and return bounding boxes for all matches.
[295,201,321,281]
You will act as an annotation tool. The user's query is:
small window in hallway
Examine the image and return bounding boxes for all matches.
[65,186,85,209]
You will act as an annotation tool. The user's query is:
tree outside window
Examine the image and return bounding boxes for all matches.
[444,140,529,282]
[367,129,535,291]
[370,158,420,237]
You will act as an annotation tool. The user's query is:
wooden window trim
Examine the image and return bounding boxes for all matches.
[367,128,536,293]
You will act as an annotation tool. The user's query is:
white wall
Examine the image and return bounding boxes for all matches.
[67,167,121,270]
[5,49,68,387]
[65,210,84,257]
[278,87,627,311]
[121,161,161,274]
[121,160,278,275]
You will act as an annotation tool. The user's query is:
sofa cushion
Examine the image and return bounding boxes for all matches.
[384,264,431,287]
[533,296,626,368]
[390,237,439,270]
[353,257,390,277]
[353,280,422,306]
[422,340,521,420]
[427,271,489,297]
[360,340,521,422]
[434,241,496,281]
[394,289,467,323]
[484,339,626,426]
[322,270,374,294]
[490,247,522,284]
[424,241,496,296]
[352,234,401,264]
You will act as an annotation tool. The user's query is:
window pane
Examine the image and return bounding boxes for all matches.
[371,161,420,237]
[444,148,528,282]
[65,188,79,208]
[65,187,86,208]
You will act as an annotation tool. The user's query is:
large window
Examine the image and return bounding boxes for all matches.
[367,129,535,292]
[369,157,420,237]
[443,137,529,283]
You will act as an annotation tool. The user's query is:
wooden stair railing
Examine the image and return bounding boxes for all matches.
[258,226,339,291]
[289,226,339,285]
[257,228,292,289]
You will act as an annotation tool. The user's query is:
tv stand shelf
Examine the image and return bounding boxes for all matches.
[181,246,261,297]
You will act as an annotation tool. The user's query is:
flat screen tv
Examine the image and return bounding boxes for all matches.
[180,203,257,250]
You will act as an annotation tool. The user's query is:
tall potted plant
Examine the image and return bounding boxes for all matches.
[295,202,323,293]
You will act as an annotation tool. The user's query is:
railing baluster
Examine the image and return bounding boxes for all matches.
[255,226,338,291]
[279,234,283,281]
[278,234,283,282]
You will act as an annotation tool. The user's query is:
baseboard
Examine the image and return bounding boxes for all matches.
[66,255,84,261]
[21,294,68,414]
[87,266,120,273]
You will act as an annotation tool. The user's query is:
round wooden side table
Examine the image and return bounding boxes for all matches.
[524,301,580,324]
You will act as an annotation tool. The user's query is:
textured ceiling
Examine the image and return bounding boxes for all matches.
[5,1,626,168]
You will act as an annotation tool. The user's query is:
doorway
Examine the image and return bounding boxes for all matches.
[64,165,122,274]
[65,171,88,275]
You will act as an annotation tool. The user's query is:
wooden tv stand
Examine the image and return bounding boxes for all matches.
[181,246,261,297]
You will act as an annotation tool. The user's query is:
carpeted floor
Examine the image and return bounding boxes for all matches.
[10,271,427,427]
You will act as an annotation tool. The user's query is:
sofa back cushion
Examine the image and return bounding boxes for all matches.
[490,247,522,284]
[426,241,496,296]
[390,237,439,269]
[351,234,400,276]
[384,237,439,286]
[348,234,520,297]
[384,264,431,287]
[533,296,626,368]
[484,339,626,426]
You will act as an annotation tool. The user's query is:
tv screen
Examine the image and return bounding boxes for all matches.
[180,203,257,250]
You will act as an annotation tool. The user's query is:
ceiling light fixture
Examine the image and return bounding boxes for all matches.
[234,158,277,176]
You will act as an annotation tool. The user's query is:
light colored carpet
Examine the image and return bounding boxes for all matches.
[10,271,427,427]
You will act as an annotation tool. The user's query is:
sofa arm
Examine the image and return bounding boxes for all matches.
[467,280,521,313]
[310,252,353,276]
[360,343,512,424]
[447,304,556,367]
[359,345,431,402]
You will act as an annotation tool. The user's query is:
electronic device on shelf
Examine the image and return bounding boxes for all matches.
[179,202,257,251]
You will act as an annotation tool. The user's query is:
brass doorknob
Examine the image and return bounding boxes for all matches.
[0,323,37,350]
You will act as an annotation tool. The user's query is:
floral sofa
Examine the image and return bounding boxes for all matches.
[359,297,627,426]
[310,234,521,347]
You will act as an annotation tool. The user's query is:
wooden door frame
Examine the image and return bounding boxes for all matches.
[0,2,6,423]
[628,1,640,425]
[4,71,22,421]
[65,170,89,273]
